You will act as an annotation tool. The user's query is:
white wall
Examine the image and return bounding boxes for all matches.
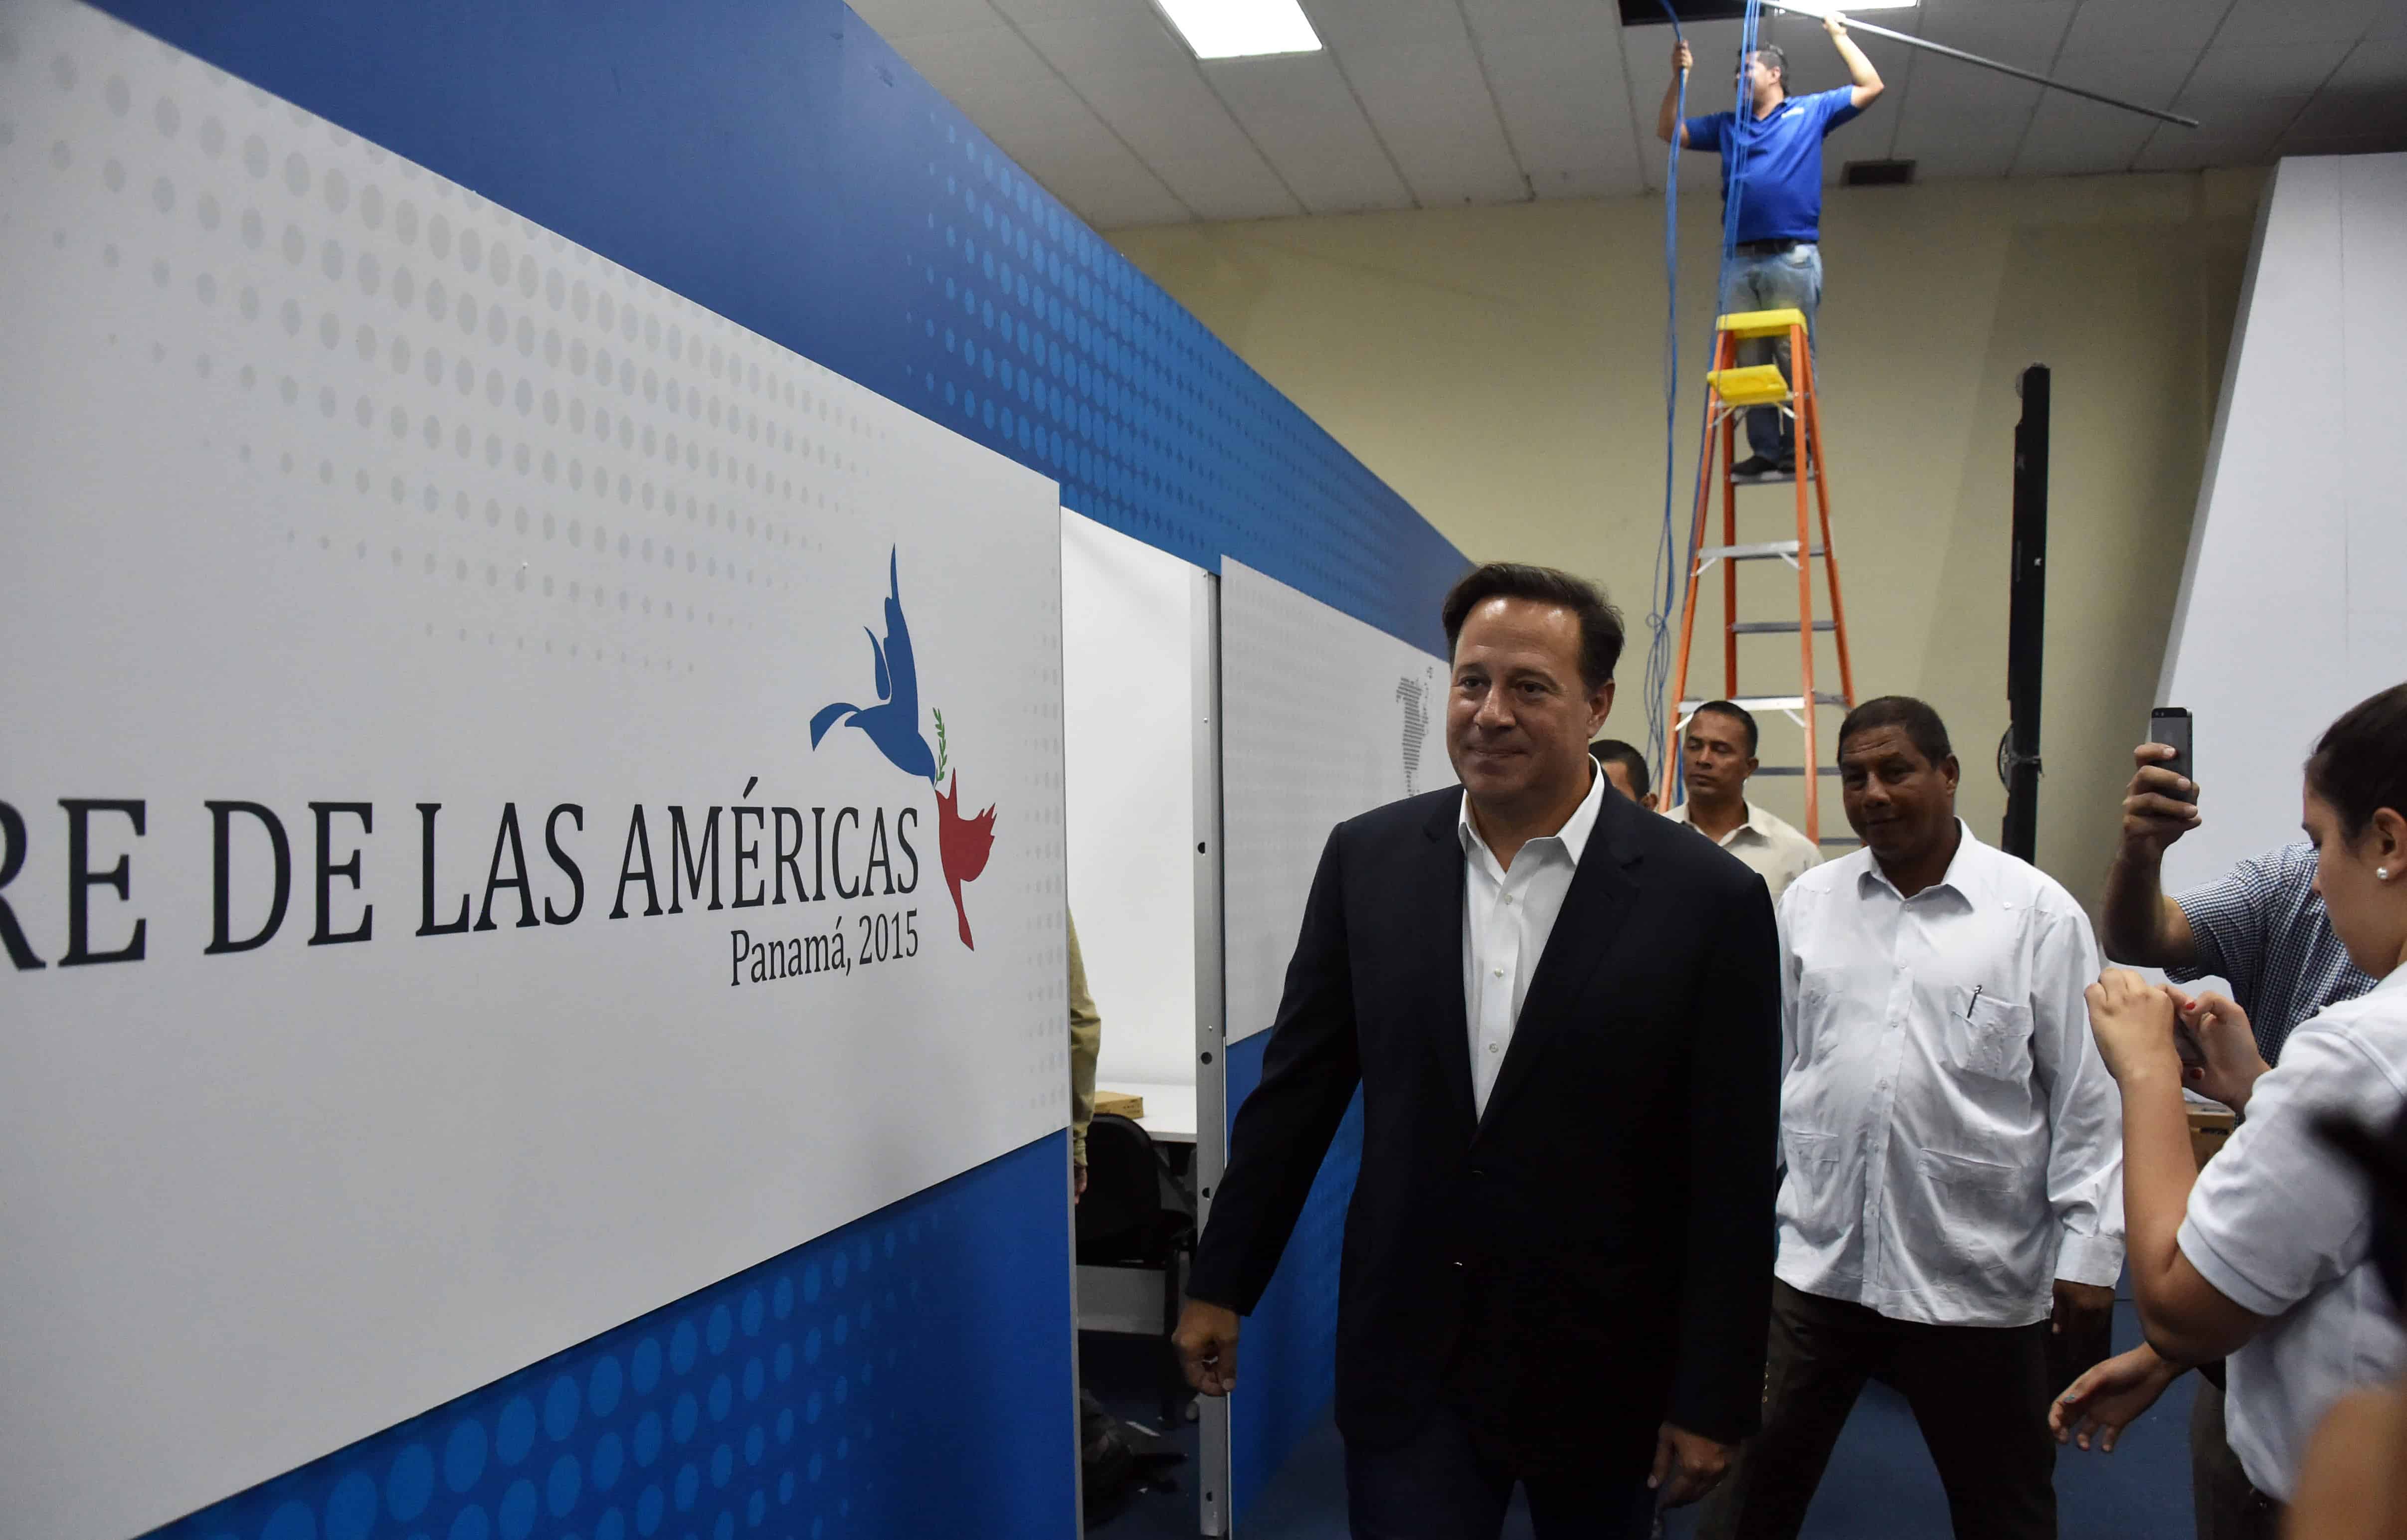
[1061,509,1200,1086]
[2161,154,2407,892]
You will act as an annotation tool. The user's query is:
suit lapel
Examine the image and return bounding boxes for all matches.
[1474,789,1644,1141]
[1411,792,1479,1141]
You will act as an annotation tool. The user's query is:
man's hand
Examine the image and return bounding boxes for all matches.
[2052,1279,2116,1340]
[2173,989,2269,1114]
[2052,1343,2182,1453]
[2121,743,2201,861]
[1822,9,1849,38]
[1649,1422,1733,1508]
[2085,969,2183,1083]
[1073,1164,1088,1202]
[1672,37,1693,72]
[1173,1300,1241,1396]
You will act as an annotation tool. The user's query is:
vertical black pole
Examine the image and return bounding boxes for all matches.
[2002,365,2049,860]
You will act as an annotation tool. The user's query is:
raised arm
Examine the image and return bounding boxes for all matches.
[1824,12,1883,109]
[1658,36,1693,145]
[2100,743,2203,968]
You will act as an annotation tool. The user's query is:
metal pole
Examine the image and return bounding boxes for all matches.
[1763,2,2202,128]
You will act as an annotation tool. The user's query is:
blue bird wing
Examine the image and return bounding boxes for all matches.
[866,628,891,703]
[809,701,857,747]
[882,547,921,721]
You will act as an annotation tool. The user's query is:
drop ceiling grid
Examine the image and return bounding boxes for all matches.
[841,0,2407,229]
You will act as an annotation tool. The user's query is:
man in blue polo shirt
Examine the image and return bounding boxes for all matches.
[1659,11,1883,478]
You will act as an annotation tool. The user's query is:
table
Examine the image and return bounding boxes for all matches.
[1094,1078,1197,1145]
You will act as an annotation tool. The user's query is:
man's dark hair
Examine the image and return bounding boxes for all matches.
[2307,682,2407,839]
[1440,563,1625,690]
[1589,739,1652,799]
[1749,43,1788,87]
[1690,700,1760,757]
[1838,695,1953,765]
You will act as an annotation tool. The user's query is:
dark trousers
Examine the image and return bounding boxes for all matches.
[1346,1400,1657,1540]
[1696,1281,2057,1540]
[2190,1379,2285,1540]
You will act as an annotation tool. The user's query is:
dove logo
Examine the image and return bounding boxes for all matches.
[810,549,997,949]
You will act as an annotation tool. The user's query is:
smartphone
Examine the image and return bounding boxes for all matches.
[2150,706,2193,788]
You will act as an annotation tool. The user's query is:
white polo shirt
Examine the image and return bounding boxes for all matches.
[2178,969,2407,1501]
[1665,797,1822,902]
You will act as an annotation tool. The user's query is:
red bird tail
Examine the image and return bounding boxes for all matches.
[935,771,998,948]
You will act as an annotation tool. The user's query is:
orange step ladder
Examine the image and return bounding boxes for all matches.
[1659,308,1857,845]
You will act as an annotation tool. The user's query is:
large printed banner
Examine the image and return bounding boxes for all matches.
[0,6,1065,1536]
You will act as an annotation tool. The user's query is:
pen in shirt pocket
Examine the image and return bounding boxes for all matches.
[1965,986,1984,1021]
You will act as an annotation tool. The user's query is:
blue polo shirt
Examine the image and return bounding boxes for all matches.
[1685,87,1863,244]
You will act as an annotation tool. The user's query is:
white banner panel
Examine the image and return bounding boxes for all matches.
[1220,560,1455,1045]
[0,6,1066,1536]
[1061,509,1201,1086]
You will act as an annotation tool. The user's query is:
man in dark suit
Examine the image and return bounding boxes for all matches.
[1173,562,1782,1538]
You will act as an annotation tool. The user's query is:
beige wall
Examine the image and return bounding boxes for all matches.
[1114,169,2265,909]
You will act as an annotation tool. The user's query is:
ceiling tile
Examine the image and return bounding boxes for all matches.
[846,0,1001,44]
[2133,93,2309,167]
[1912,0,2079,72]
[1343,37,1530,205]
[1014,11,1193,74]
[1462,0,1622,46]
[2011,50,2200,173]
[1074,64,1261,162]
[2215,0,2388,48]
[1306,0,1468,53]
[1478,28,1649,199]
[2185,40,2355,95]
[2296,38,2407,139]
[2058,0,2229,56]
[1891,64,2045,176]
[1204,52,1418,212]
[990,0,1148,25]
[1147,153,1309,220]
[885,24,1060,99]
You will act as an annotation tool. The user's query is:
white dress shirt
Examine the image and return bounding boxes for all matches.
[2179,969,2407,1500]
[1663,797,1823,901]
[1459,767,1606,1117]
[1774,822,2124,1326]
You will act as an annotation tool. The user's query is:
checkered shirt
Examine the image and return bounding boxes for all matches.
[2168,842,2379,1064]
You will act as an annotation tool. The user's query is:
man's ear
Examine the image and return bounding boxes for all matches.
[1589,678,1617,736]
[1940,754,1962,793]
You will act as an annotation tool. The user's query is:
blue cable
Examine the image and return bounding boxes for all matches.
[1644,0,1764,790]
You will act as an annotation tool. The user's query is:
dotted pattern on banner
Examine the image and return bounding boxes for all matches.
[147,1134,1076,1540]
[81,0,1470,660]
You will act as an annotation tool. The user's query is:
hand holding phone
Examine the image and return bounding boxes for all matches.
[2149,706,2193,787]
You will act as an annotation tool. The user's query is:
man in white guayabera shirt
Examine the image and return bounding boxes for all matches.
[1700,695,2122,1540]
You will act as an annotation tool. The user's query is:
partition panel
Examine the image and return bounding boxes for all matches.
[1215,560,1457,1524]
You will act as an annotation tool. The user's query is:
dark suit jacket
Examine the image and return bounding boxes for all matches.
[1186,783,1781,1476]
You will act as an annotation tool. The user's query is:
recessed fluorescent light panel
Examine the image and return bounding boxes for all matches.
[1156,0,1323,60]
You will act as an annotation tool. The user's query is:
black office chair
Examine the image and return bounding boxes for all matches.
[1075,1112,1197,1425]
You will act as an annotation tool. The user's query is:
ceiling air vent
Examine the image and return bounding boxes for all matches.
[1843,159,1916,187]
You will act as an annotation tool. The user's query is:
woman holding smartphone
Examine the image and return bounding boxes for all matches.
[2053,683,2407,1533]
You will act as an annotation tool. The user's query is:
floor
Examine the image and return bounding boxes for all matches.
[1084,1303,2198,1539]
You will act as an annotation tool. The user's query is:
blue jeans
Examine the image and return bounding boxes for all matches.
[1718,243,1823,463]
[1345,1401,1659,1540]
